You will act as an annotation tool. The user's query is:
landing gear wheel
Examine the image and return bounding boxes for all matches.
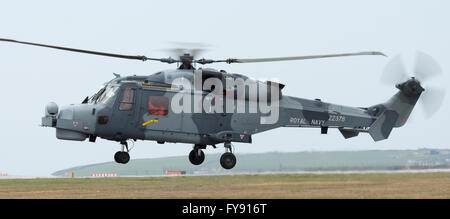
[189,149,205,165]
[220,152,236,169]
[114,151,130,164]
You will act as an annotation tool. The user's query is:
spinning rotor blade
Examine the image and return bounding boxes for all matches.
[221,51,386,64]
[0,38,164,62]
[172,48,206,57]
[413,51,445,118]
[414,51,442,83]
[380,55,409,85]
[162,42,210,61]
[164,47,207,61]
[420,87,446,118]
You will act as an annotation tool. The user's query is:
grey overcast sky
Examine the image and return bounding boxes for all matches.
[0,0,449,176]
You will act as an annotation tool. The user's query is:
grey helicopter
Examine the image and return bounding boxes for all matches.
[0,38,445,169]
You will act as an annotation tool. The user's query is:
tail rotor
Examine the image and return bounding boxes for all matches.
[381,51,446,118]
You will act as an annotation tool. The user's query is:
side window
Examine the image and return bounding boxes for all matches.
[148,96,169,116]
[119,88,135,110]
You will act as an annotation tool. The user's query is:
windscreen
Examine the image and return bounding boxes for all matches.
[89,86,106,103]
[96,85,119,106]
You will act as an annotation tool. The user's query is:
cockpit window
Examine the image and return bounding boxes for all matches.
[119,88,135,111]
[88,86,105,103]
[97,85,119,106]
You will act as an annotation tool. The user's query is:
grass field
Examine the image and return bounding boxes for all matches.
[1,172,449,199]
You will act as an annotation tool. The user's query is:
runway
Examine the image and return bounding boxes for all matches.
[2,168,450,180]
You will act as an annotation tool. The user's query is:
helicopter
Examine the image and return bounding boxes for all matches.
[0,38,445,170]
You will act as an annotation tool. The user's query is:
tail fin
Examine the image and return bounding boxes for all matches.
[368,110,399,141]
[368,78,423,141]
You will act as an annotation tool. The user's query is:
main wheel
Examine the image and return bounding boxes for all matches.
[114,151,130,164]
[220,152,236,169]
[189,149,205,165]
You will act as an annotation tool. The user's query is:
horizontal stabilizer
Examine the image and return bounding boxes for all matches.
[339,128,359,139]
[368,110,399,141]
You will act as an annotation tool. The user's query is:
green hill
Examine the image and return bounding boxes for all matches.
[52,149,450,177]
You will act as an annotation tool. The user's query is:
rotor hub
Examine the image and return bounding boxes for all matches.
[396,77,425,96]
[178,53,195,69]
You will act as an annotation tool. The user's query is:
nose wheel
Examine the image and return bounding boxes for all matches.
[114,141,130,164]
[220,142,237,169]
[189,144,205,165]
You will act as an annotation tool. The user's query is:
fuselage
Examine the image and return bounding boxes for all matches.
[42,68,380,146]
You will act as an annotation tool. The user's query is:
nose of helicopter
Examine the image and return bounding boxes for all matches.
[41,102,59,127]
[45,102,59,116]
[41,102,97,141]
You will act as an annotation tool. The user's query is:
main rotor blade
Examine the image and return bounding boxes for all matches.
[223,51,386,64]
[0,38,160,62]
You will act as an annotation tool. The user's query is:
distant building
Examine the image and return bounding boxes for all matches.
[166,170,186,175]
[429,150,440,155]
